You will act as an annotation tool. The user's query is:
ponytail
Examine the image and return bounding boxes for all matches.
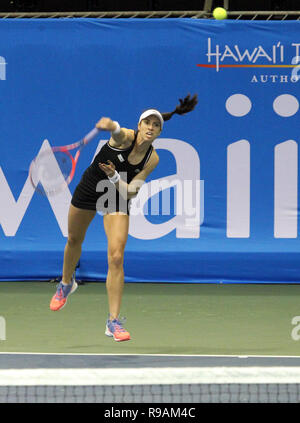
[161,93,198,122]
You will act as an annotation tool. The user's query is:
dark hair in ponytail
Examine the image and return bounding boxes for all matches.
[161,93,198,122]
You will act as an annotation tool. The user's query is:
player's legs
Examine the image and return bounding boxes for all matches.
[50,204,96,311]
[103,212,129,320]
[62,204,96,284]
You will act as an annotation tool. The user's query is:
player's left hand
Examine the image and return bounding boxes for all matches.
[99,160,116,177]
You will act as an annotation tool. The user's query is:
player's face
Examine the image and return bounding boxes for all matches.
[138,115,161,141]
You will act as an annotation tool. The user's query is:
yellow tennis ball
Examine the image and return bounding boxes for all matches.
[213,7,227,20]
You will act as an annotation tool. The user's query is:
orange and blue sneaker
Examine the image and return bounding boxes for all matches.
[105,317,131,342]
[50,277,78,311]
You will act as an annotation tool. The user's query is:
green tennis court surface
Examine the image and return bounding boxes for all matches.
[1,282,300,356]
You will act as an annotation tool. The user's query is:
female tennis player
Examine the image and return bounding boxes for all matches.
[50,93,197,342]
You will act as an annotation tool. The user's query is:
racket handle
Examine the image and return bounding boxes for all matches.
[83,127,100,144]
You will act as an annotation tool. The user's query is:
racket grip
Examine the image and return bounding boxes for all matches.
[83,127,100,144]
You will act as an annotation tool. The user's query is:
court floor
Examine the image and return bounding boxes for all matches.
[1,281,300,356]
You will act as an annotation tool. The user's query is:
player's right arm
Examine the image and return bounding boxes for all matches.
[96,117,134,148]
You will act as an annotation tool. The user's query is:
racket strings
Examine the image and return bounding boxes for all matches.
[29,127,99,196]
[30,150,74,196]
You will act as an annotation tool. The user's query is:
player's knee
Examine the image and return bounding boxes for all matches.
[67,233,84,248]
[108,249,124,268]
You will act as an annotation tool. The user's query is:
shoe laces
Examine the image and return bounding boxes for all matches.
[111,317,127,333]
[55,286,64,300]
[55,281,71,300]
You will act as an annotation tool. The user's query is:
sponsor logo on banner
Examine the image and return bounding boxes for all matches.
[197,38,300,82]
[0,32,299,242]
[0,117,299,241]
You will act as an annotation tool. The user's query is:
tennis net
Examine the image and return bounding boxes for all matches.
[1,367,300,403]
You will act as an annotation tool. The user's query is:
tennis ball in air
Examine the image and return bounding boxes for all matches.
[213,7,227,20]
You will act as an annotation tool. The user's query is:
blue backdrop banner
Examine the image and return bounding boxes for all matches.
[0,18,299,283]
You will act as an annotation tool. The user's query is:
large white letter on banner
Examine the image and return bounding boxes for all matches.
[0,140,71,236]
[128,138,201,239]
[227,140,250,238]
[274,140,298,238]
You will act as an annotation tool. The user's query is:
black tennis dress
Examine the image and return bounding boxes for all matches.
[71,131,153,215]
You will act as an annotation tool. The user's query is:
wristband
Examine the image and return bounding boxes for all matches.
[112,121,121,135]
[108,171,120,184]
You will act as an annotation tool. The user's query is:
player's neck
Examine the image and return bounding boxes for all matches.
[135,132,152,153]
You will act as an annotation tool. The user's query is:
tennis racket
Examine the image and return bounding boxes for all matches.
[29,127,100,196]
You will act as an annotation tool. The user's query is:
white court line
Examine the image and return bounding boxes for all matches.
[0,352,300,358]
[1,367,300,386]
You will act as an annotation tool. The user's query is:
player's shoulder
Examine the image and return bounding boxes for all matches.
[123,128,136,141]
[122,128,136,148]
[109,128,135,148]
